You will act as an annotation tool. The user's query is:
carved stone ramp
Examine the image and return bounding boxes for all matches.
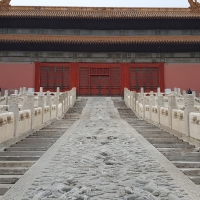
[2,97,200,200]
[113,98,200,187]
[0,97,88,199]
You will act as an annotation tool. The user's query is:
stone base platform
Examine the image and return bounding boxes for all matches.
[2,97,200,200]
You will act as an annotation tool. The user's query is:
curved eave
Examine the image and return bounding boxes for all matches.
[1,35,200,44]
[0,7,200,20]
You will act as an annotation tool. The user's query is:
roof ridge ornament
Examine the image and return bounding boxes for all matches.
[188,0,200,10]
[0,0,11,10]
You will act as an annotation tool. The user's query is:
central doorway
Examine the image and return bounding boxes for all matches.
[79,64,121,96]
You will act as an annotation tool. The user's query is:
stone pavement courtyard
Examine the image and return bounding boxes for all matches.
[2,97,200,200]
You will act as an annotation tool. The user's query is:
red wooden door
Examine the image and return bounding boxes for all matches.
[40,66,70,92]
[130,66,160,92]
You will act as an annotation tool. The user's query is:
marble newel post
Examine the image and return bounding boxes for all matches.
[157,95,164,124]
[8,94,19,137]
[140,87,145,118]
[168,94,178,129]
[22,94,34,129]
[38,87,45,123]
[54,87,60,117]
[46,91,52,117]
[4,90,8,105]
[184,94,195,137]
[149,91,155,120]
[157,87,161,96]
[182,90,186,96]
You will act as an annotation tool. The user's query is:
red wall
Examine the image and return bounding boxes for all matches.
[164,63,200,93]
[0,63,35,91]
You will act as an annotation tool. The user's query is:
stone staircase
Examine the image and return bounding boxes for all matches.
[0,97,88,198]
[113,98,200,186]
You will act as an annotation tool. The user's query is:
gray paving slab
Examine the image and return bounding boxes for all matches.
[2,97,200,200]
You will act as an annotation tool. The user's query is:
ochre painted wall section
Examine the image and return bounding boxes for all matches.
[0,63,35,90]
[164,64,200,93]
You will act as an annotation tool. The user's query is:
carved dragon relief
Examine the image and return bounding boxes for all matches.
[188,0,200,10]
[0,0,11,10]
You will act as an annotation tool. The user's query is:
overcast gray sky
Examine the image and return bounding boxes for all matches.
[10,0,190,8]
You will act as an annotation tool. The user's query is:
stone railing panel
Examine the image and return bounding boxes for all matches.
[33,107,42,129]
[145,105,150,119]
[18,110,31,137]
[172,109,184,134]
[0,112,14,143]
[43,106,51,123]
[151,106,159,123]
[189,112,200,140]
[160,107,169,127]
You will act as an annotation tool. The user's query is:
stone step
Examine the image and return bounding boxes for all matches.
[157,148,197,153]
[153,143,194,148]
[0,152,44,157]
[136,129,163,132]
[181,168,200,176]
[28,135,61,139]
[17,140,54,144]
[5,147,48,151]
[10,143,52,148]
[0,184,13,195]
[188,176,200,185]
[0,167,28,175]
[0,161,35,168]
[20,138,56,142]
[0,175,21,184]
[147,138,185,144]
[172,161,200,168]
[0,156,40,161]
[139,134,177,138]
[167,155,200,162]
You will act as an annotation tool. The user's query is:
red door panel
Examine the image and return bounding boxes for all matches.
[79,67,89,95]
[100,76,110,96]
[110,67,121,96]
[90,76,100,96]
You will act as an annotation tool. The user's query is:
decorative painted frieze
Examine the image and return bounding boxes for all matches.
[0,51,200,63]
[1,28,200,36]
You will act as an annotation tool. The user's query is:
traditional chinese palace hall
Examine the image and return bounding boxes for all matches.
[0,1,200,95]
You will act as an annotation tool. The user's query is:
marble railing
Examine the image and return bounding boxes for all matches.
[124,87,200,143]
[0,87,76,146]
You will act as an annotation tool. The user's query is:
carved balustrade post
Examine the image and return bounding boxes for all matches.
[140,87,145,118]
[157,87,161,96]
[73,87,76,106]
[8,94,19,137]
[19,88,23,95]
[59,93,64,115]
[38,92,45,123]
[157,95,164,124]
[46,91,52,118]
[14,90,18,95]
[22,87,26,95]
[22,94,34,129]
[149,91,155,120]
[182,90,186,96]
[4,90,8,105]
[132,91,136,111]
[192,91,196,97]
[178,88,181,95]
[54,96,59,118]
[168,94,178,129]
[56,87,60,97]
[184,94,195,137]
[174,87,178,94]
[66,91,69,111]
